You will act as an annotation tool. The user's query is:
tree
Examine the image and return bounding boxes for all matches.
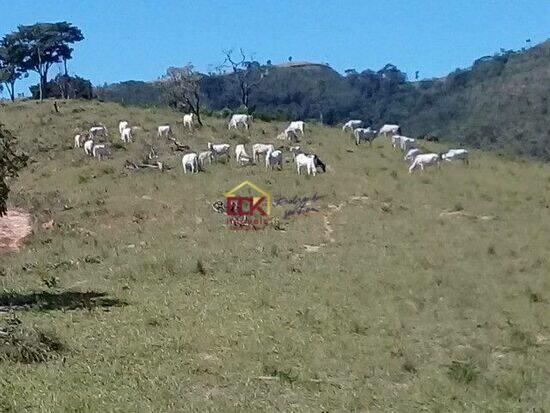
[29,73,93,100]
[161,65,204,126]
[0,124,27,216]
[0,43,26,102]
[3,22,84,101]
[219,48,267,110]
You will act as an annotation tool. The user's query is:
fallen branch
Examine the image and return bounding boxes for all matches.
[167,137,191,152]
[124,160,166,171]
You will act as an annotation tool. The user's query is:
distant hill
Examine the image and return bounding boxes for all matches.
[96,40,550,159]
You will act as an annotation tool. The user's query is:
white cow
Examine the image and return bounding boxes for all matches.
[379,124,400,137]
[74,134,85,148]
[207,142,231,161]
[442,149,469,164]
[391,135,403,149]
[284,127,300,141]
[354,127,377,145]
[198,150,213,169]
[83,138,94,156]
[265,149,283,170]
[228,114,253,130]
[90,125,108,138]
[404,148,422,164]
[119,121,129,135]
[182,153,199,174]
[295,153,317,176]
[121,126,133,143]
[157,125,172,138]
[342,120,363,132]
[92,144,109,161]
[286,121,305,136]
[235,144,251,165]
[252,143,274,162]
[409,153,442,173]
[183,113,195,130]
[400,137,416,152]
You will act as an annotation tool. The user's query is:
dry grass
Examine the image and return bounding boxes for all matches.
[0,99,549,411]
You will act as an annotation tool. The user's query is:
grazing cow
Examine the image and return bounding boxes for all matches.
[404,148,422,164]
[252,143,274,162]
[354,127,377,145]
[235,144,251,165]
[90,125,108,138]
[295,153,316,176]
[83,138,94,156]
[265,149,283,170]
[121,126,133,143]
[295,153,326,175]
[207,142,231,161]
[400,136,416,152]
[409,153,442,173]
[183,113,195,130]
[442,149,469,164]
[378,124,400,137]
[74,134,86,148]
[343,120,363,132]
[182,153,199,173]
[198,150,214,169]
[157,125,172,138]
[286,121,305,136]
[391,135,403,149]
[119,121,129,135]
[228,114,253,130]
[92,144,109,161]
[284,127,300,142]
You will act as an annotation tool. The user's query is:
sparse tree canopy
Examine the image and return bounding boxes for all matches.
[0,42,26,102]
[2,22,84,101]
[219,48,267,110]
[161,65,204,126]
[0,125,27,216]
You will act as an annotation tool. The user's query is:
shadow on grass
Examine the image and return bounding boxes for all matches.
[0,290,127,311]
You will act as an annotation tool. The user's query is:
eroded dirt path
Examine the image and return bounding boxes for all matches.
[304,195,369,252]
[0,209,32,253]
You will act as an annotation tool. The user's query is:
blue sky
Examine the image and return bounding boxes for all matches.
[2,0,549,96]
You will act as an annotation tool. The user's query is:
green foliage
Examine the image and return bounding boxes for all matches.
[0,124,27,215]
[1,21,84,100]
[447,360,480,384]
[29,74,93,99]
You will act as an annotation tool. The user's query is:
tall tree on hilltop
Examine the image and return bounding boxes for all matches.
[2,22,84,101]
[162,65,204,126]
[219,48,267,111]
[0,41,26,102]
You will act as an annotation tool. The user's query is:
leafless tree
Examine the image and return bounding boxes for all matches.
[219,48,268,110]
[161,64,203,126]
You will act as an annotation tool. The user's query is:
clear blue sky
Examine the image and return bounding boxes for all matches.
[2,0,549,96]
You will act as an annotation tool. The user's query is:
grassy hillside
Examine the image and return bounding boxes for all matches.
[0,99,549,411]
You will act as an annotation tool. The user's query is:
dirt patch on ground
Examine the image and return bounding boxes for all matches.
[0,209,32,253]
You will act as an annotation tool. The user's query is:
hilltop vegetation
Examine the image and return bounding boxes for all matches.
[0,99,549,411]
[97,41,550,159]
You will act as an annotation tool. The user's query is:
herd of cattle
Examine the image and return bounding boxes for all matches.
[73,114,469,175]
